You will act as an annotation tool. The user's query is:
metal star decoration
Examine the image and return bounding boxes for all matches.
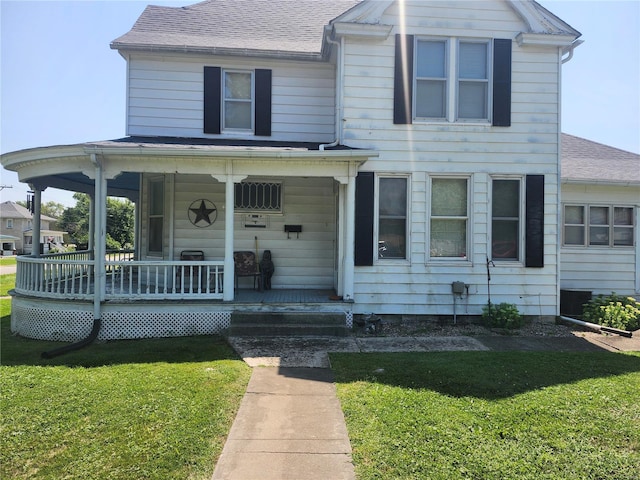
[188,199,217,227]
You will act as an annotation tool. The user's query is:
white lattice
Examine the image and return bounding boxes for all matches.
[12,304,93,342]
[345,310,353,328]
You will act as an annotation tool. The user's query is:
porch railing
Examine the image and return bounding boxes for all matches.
[15,251,224,301]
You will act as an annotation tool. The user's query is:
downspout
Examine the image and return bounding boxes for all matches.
[320,32,344,151]
[42,153,104,358]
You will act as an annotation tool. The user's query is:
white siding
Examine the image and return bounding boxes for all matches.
[150,174,338,289]
[127,54,336,142]
[560,184,640,296]
[344,0,562,316]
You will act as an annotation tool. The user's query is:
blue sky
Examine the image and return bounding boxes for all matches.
[1,0,639,207]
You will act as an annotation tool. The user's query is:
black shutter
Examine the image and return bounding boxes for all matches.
[355,172,375,266]
[254,69,272,136]
[492,39,512,127]
[525,175,544,267]
[394,34,414,125]
[203,66,221,134]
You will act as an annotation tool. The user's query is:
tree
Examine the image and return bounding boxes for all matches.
[17,200,66,219]
[58,193,134,250]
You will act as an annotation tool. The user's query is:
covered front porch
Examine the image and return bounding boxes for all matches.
[3,137,375,341]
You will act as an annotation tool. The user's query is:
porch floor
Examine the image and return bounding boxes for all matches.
[232,289,340,304]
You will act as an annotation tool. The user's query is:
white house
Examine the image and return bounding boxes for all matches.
[0,201,65,255]
[559,133,640,313]
[1,0,585,342]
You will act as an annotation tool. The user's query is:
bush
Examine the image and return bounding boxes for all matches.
[582,293,640,332]
[481,302,524,329]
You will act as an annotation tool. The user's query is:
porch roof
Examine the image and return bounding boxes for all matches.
[1,136,377,199]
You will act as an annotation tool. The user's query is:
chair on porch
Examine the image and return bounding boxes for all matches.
[176,250,205,292]
[233,251,261,291]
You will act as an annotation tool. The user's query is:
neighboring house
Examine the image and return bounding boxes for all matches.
[1,0,584,341]
[0,201,65,254]
[560,134,640,300]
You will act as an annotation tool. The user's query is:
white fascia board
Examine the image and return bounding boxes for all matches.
[516,32,579,47]
[331,22,393,40]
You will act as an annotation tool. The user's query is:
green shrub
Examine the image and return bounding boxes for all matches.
[582,293,640,332]
[481,302,524,329]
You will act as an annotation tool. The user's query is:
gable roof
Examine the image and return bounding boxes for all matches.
[111,0,579,58]
[561,134,640,186]
[0,201,57,222]
[111,0,361,59]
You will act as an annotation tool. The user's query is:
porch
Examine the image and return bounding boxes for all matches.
[10,251,353,342]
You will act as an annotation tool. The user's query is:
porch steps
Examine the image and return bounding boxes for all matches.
[228,312,348,337]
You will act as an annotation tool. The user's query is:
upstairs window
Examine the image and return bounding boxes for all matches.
[204,67,272,136]
[6,219,13,229]
[395,35,511,126]
[223,70,253,131]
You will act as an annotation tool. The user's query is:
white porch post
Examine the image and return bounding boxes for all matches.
[223,174,235,301]
[88,194,95,254]
[343,174,356,301]
[92,155,107,314]
[30,187,42,257]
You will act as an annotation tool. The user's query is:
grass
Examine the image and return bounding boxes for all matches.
[0,297,251,480]
[0,256,17,266]
[331,351,640,480]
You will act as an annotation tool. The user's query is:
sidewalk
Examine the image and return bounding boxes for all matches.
[215,332,638,479]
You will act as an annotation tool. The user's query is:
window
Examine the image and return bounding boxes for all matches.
[563,204,635,247]
[492,179,521,261]
[234,181,282,212]
[395,35,511,126]
[223,70,253,131]
[6,219,13,229]
[148,177,164,255]
[414,39,490,122]
[430,177,468,259]
[377,177,407,259]
[204,67,272,136]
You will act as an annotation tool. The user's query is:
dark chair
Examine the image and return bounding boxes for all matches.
[176,250,205,292]
[234,251,261,290]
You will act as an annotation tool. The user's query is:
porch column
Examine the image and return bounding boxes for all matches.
[343,174,356,301]
[88,194,95,255]
[29,187,42,257]
[223,174,235,301]
[92,155,107,307]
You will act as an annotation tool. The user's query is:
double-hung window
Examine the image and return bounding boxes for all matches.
[564,205,634,247]
[395,35,510,126]
[377,176,408,260]
[414,39,490,122]
[223,70,253,131]
[491,178,521,261]
[430,177,468,259]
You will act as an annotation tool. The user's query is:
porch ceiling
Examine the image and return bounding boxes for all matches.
[1,136,378,196]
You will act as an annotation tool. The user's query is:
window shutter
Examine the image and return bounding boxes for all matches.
[492,39,512,127]
[394,34,414,125]
[525,174,544,267]
[355,172,375,266]
[254,69,272,136]
[203,66,221,134]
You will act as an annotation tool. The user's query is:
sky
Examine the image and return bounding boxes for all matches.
[1,0,639,207]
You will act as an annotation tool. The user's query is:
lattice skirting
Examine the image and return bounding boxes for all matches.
[11,297,231,342]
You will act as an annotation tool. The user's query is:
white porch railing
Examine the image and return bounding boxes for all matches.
[15,251,224,301]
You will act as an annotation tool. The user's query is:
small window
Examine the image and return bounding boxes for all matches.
[563,205,585,245]
[6,219,13,229]
[223,70,253,131]
[430,177,468,259]
[148,177,164,255]
[589,206,609,246]
[377,177,408,259]
[234,181,282,212]
[613,207,634,246]
[492,179,521,260]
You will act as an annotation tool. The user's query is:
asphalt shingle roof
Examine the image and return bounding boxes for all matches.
[111,0,362,56]
[0,201,57,221]
[561,134,640,185]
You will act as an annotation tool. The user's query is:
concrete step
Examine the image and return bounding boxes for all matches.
[229,312,348,337]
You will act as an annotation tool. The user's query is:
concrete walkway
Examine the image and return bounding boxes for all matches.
[212,367,355,480]
[215,332,638,479]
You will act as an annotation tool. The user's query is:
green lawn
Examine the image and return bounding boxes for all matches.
[331,351,640,480]
[0,298,251,480]
[0,256,17,266]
